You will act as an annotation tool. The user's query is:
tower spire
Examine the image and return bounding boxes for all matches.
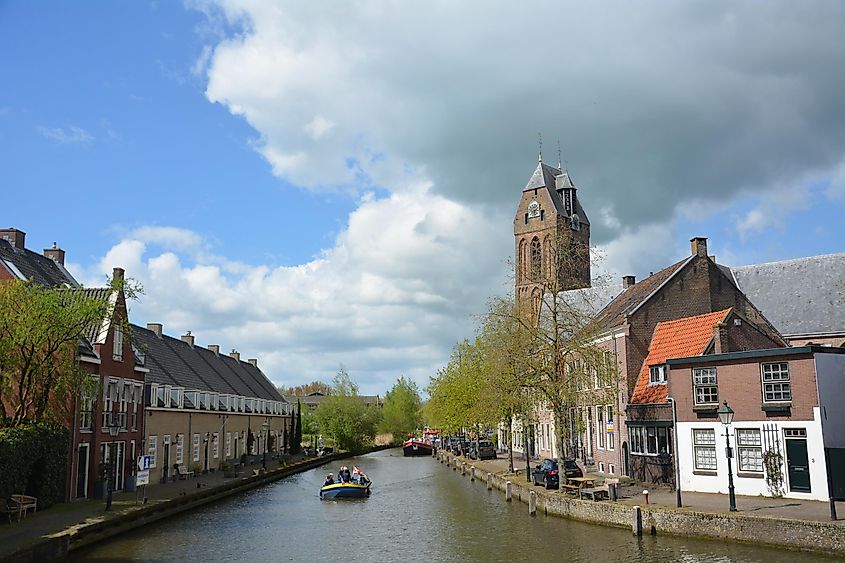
[557,138,562,170]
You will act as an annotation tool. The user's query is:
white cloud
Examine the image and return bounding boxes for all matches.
[303,115,335,140]
[37,125,93,144]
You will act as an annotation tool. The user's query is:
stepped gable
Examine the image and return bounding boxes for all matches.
[592,257,691,331]
[727,253,845,338]
[630,309,731,404]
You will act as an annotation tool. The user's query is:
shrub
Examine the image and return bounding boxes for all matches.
[0,423,68,508]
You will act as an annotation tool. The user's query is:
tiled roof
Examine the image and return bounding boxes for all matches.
[592,257,692,331]
[630,309,730,404]
[523,162,590,225]
[0,239,78,287]
[131,323,284,401]
[727,253,845,337]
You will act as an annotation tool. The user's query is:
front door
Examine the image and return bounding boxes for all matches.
[785,430,811,493]
[162,436,172,482]
[622,442,630,477]
[76,443,90,499]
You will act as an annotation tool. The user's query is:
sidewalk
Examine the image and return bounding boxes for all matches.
[0,455,311,560]
[466,452,844,524]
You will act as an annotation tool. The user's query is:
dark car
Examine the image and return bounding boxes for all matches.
[477,440,497,460]
[449,437,467,456]
[532,459,583,489]
[465,441,478,458]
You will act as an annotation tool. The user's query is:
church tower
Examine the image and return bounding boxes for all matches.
[514,159,591,307]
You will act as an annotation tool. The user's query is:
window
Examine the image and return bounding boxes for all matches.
[649,365,666,384]
[170,387,181,408]
[693,428,716,471]
[596,406,605,449]
[148,435,157,468]
[113,325,123,361]
[193,433,200,462]
[606,405,614,450]
[79,388,94,431]
[693,367,718,405]
[226,432,232,457]
[736,429,763,473]
[761,362,791,402]
[176,434,184,465]
[156,385,165,408]
[184,391,197,409]
[530,237,542,280]
[149,384,158,407]
[213,433,219,459]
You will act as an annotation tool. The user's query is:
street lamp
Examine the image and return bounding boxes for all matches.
[717,400,737,512]
[105,418,121,511]
[261,419,270,471]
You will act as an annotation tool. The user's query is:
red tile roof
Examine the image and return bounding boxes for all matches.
[629,309,732,404]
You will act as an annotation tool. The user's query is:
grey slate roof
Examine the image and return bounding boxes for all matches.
[132,323,285,401]
[523,162,590,225]
[726,253,845,337]
[0,239,79,287]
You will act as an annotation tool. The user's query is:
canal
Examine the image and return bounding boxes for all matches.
[70,449,838,562]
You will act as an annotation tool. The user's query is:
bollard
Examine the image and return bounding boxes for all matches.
[505,480,513,502]
[643,489,649,505]
[470,467,475,482]
[608,482,617,501]
[529,491,537,515]
[632,505,643,536]
[461,463,466,476]
[487,472,492,490]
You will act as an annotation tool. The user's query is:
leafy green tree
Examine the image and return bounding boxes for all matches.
[0,277,139,427]
[378,376,422,444]
[315,367,380,451]
[425,339,489,435]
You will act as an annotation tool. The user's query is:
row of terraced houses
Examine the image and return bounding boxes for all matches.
[0,228,293,501]
[503,159,845,503]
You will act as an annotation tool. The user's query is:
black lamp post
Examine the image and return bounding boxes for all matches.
[717,400,737,512]
[523,421,531,483]
[105,418,121,511]
[261,419,270,470]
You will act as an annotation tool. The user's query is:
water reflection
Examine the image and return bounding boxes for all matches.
[69,449,838,562]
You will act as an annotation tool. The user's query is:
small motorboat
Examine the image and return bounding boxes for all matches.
[403,437,434,457]
[320,481,371,499]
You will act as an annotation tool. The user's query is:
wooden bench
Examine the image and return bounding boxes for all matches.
[175,465,195,480]
[1,498,21,523]
[10,495,36,517]
[561,483,581,494]
[579,487,609,501]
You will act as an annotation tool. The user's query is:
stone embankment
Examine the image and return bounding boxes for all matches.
[437,451,845,557]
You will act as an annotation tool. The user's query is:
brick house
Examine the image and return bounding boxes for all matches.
[1,228,145,500]
[626,309,784,487]
[134,323,291,484]
[668,346,845,502]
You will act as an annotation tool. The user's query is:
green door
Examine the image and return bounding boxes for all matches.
[786,439,811,492]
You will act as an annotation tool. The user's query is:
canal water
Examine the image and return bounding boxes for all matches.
[70,448,838,562]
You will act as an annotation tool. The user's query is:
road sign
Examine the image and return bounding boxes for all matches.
[138,455,152,471]
[136,470,150,486]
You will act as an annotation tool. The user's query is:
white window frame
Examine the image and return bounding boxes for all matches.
[606,405,615,450]
[596,406,604,449]
[692,428,717,471]
[761,362,791,403]
[176,434,184,465]
[148,435,158,468]
[113,324,123,361]
[649,364,666,384]
[736,428,763,473]
[193,433,200,462]
[693,367,718,406]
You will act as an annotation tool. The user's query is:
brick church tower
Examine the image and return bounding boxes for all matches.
[513,158,591,307]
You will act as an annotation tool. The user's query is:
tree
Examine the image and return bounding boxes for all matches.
[425,339,491,435]
[279,381,331,397]
[293,400,303,454]
[315,367,380,451]
[0,277,135,427]
[378,376,422,444]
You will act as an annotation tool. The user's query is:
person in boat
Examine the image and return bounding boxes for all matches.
[323,473,334,487]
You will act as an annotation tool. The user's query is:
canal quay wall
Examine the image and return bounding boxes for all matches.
[437,451,845,558]
[5,448,385,563]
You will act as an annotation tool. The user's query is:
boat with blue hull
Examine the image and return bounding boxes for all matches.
[320,482,371,499]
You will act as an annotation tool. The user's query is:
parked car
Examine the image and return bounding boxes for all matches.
[532,458,583,489]
[449,437,467,456]
[465,441,478,458]
[477,440,497,460]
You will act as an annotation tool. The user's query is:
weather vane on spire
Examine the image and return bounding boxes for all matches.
[557,138,562,170]
[538,132,543,163]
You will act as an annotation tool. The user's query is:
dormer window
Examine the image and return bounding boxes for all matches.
[649,365,666,384]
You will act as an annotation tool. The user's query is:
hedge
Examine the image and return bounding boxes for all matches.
[0,423,68,509]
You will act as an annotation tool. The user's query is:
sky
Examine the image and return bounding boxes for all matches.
[3,1,845,395]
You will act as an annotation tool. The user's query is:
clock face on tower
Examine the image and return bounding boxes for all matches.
[527,200,541,219]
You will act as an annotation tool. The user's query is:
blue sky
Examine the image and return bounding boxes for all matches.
[2,1,844,394]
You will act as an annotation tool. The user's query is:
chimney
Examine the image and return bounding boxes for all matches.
[713,322,729,354]
[43,242,65,265]
[147,323,163,339]
[230,349,240,361]
[0,228,26,249]
[690,237,708,258]
[208,344,220,356]
[112,267,125,281]
[247,358,258,368]
[181,331,194,348]
[622,275,636,289]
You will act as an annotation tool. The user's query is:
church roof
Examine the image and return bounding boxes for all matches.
[726,253,845,338]
[522,162,590,225]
